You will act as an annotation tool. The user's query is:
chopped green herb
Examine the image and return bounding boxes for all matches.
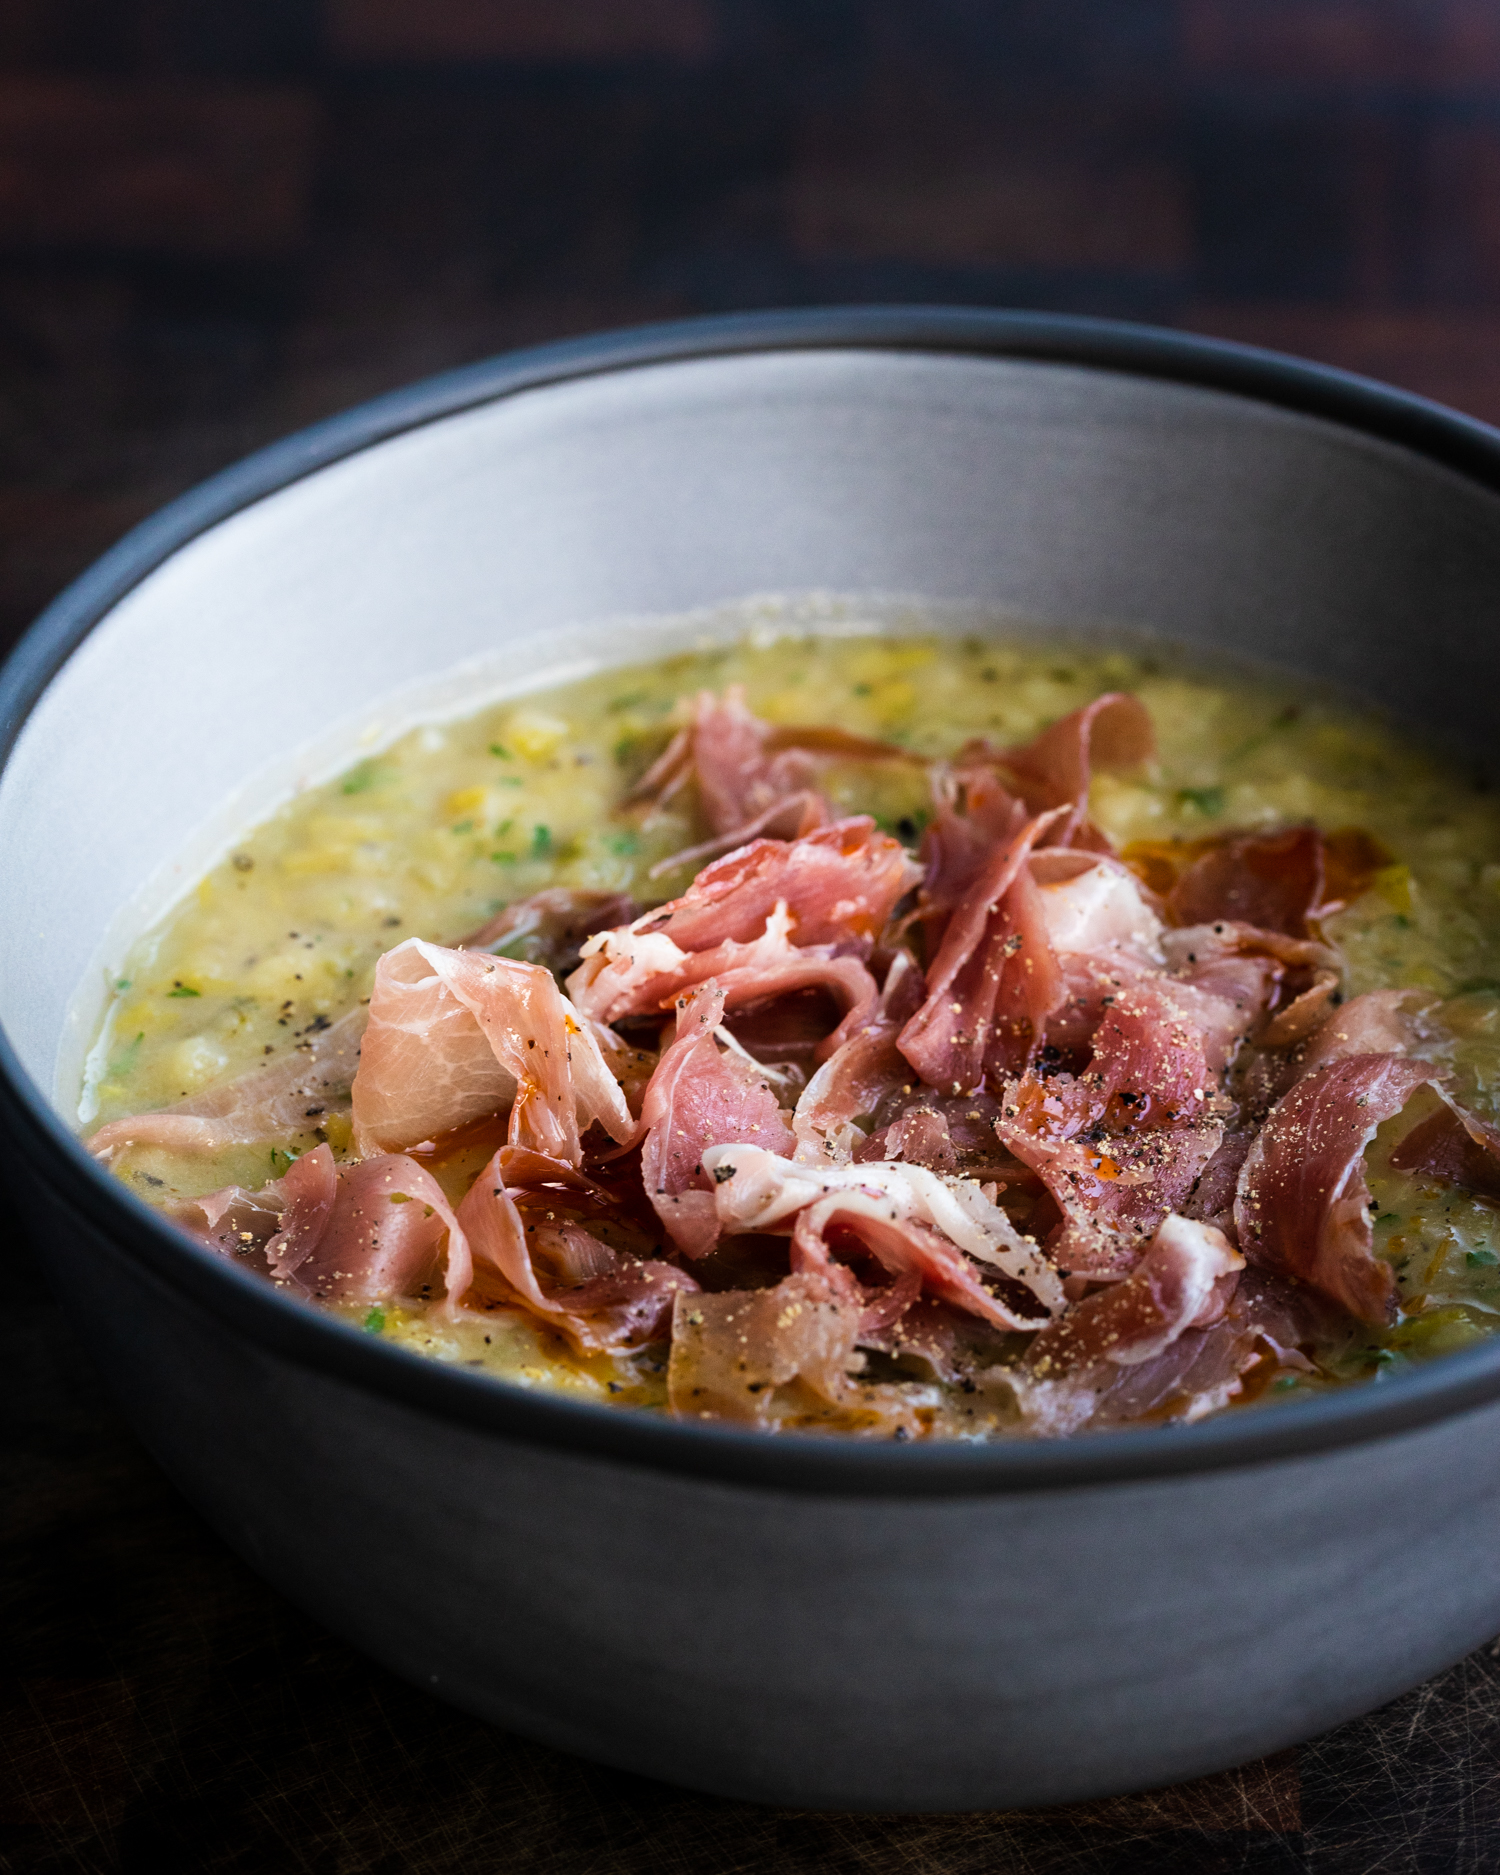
[167,983,201,998]
[107,1031,145,1079]
[1468,1248,1500,1267]
[493,818,514,838]
[1375,1213,1401,1227]
[852,682,872,696]
[491,851,518,866]
[488,742,512,759]
[363,1307,386,1334]
[450,820,474,835]
[114,977,131,992]
[340,760,387,795]
[530,824,553,859]
[497,776,524,789]
[1272,1376,1299,1392]
[269,1146,299,1173]
[606,690,649,714]
[1177,786,1226,816]
[605,831,640,857]
[1390,913,1413,930]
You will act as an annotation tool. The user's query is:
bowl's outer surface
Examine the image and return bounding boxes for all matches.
[8,309,1500,1808]
[28,1157,1500,1812]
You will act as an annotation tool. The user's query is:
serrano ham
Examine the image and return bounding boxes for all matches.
[351,939,632,1163]
[897,808,1069,1093]
[701,1141,1063,1327]
[638,981,795,1257]
[87,1005,366,1161]
[1234,1053,1443,1323]
[459,1147,697,1351]
[627,687,924,875]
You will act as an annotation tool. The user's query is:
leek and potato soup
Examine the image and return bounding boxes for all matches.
[83,630,1500,1438]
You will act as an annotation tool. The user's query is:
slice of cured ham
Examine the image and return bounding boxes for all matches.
[909,698,1153,954]
[458,1146,697,1351]
[1012,1250,1301,1437]
[627,687,923,874]
[1030,849,1166,966]
[665,1272,865,1425]
[301,1151,474,1306]
[700,1141,1064,1325]
[1390,1090,1500,1200]
[993,691,1157,852]
[789,1189,1046,1333]
[1234,1052,1443,1323]
[996,1083,1225,1275]
[1010,1214,1244,1428]
[87,1005,367,1161]
[351,938,632,1163]
[1023,1214,1243,1383]
[792,950,925,1163]
[460,887,638,976]
[178,1141,476,1309]
[1168,827,1330,937]
[638,981,795,1257]
[578,816,918,962]
[898,808,1069,1093]
[568,900,878,1058]
[1290,987,1437,1083]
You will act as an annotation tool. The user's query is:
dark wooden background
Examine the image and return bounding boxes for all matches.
[7,3,1500,1869]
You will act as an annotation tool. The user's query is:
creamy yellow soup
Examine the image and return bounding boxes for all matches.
[83,624,1500,1428]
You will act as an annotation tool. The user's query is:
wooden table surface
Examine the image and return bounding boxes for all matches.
[9,5,1500,1868]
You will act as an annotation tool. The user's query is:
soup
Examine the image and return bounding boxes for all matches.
[81,627,1500,1438]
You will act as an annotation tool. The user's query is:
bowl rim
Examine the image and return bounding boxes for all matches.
[8,301,1500,1500]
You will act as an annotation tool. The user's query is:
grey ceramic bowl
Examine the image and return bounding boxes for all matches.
[6,308,1500,1814]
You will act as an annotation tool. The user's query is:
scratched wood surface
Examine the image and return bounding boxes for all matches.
[7,4,1500,1870]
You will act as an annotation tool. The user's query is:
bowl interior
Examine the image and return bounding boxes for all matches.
[5,344,1500,1110]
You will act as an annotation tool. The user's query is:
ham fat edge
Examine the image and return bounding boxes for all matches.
[98,688,1500,1435]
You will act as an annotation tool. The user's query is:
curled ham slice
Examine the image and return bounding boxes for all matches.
[582,817,918,959]
[996,1087,1225,1275]
[789,1189,1043,1333]
[568,899,878,1057]
[665,1272,867,1426]
[1390,1090,1500,1200]
[1008,1226,1283,1437]
[917,764,1027,947]
[700,1141,1064,1326]
[1234,1052,1443,1323]
[178,1141,475,1311]
[87,1006,366,1161]
[898,807,1069,1094]
[1162,921,1335,1041]
[305,1151,473,1307]
[351,938,631,1163]
[1030,849,1166,965]
[1023,1214,1243,1383]
[992,690,1156,852]
[460,887,638,975]
[638,981,795,1257]
[628,687,923,875]
[792,950,925,1164]
[459,1147,697,1351]
[1168,827,1329,937]
[1291,987,1437,1083]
